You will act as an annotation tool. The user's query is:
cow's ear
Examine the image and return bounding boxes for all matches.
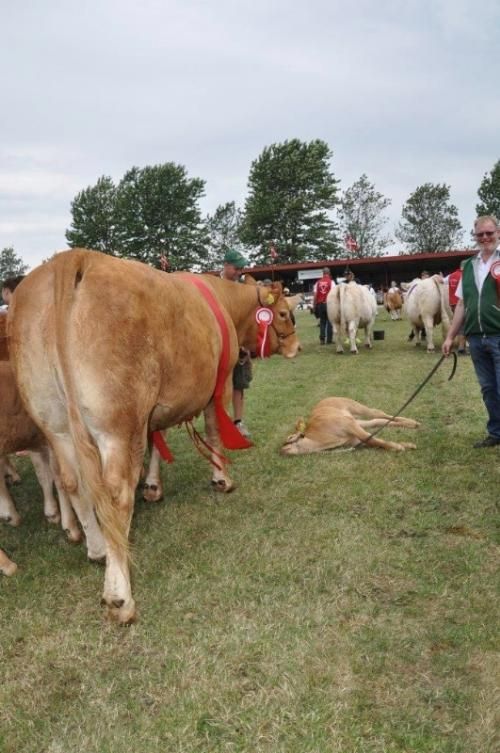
[296,418,306,434]
[270,282,283,296]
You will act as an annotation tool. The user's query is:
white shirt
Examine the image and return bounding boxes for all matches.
[455,251,499,299]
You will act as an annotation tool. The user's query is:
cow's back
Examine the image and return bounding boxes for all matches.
[404,278,442,325]
[8,250,233,437]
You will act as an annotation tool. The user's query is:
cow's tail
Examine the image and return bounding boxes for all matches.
[53,251,129,556]
[439,280,452,336]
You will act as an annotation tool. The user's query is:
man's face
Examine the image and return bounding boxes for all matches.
[223,263,241,282]
[475,220,499,256]
[1,287,11,305]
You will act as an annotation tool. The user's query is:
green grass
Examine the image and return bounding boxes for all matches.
[1,310,499,753]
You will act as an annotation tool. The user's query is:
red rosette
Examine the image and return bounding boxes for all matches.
[490,260,500,280]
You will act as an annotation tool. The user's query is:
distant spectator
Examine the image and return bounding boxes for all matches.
[1,275,25,309]
[313,268,334,344]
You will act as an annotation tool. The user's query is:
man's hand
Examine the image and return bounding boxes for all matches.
[442,336,453,356]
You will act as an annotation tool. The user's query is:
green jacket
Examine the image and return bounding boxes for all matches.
[462,253,500,336]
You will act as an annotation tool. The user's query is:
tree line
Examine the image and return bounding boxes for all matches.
[2,143,500,277]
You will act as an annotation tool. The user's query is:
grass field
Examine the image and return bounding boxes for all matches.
[1,309,499,753]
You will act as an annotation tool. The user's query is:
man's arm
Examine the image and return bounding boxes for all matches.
[442,299,465,356]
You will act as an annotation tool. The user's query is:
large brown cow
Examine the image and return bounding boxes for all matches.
[8,249,299,622]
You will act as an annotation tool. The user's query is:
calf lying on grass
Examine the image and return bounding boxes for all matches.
[281,397,420,454]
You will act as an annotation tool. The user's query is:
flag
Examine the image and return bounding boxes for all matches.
[345,235,359,253]
[160,253,169,271]
[270,244,278,260]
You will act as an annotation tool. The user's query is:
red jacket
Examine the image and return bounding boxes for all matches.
[448,268,462,306]
[314,276,332,304]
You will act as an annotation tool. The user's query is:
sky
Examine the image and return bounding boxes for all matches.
[1,0,499,270]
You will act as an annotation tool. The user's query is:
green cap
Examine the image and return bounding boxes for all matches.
[223,249,247,268]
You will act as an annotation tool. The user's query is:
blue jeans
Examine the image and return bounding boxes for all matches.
[317,302,332,343]
[468,334,500,438]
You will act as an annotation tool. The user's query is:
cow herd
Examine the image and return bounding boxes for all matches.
[1,253,451,621]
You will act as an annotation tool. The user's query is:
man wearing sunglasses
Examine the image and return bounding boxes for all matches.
[443,215,500,447]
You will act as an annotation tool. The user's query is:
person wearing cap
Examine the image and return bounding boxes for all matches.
[313,268,334,345]
[221,248,252,438]
[443,215,500,447]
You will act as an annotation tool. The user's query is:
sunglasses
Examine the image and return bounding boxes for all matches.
[475,231,496,238]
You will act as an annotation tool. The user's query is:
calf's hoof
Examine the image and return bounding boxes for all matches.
[0,559,17,576]
[143,483,163,503]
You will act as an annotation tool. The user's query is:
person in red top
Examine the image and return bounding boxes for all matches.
[313,267,334,344]
[447,266,467,354]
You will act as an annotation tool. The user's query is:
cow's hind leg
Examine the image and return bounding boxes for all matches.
[29,449,60,525]
[4,457,21,484]
[97,433,146,624]
[50,435,106,561]
[0,458,22,526]
[349,423,416,451]
[143,439,164,503]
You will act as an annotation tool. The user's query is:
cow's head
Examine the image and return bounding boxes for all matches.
[245,277,300,359]
[280,418,313,455]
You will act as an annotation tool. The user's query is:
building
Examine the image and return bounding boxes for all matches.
[243,250,476,293]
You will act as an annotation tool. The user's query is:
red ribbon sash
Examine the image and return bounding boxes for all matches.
[152,274,253,459]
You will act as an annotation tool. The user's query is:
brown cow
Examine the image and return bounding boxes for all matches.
[9,249,299,622]
[281,397,419,455]
[0,313,8,360]
[384,288,403,320]
[0,362,81,538]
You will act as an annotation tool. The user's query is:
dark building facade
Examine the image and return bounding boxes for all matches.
[243,250,477,293]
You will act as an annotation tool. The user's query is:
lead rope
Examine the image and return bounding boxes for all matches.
[358,352,458,447]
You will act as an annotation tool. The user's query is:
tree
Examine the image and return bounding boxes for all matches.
[202,201,246,271]
[66,176,118,253]
[113,163,208,269]
[338,174,392,257]
[0,247,28,282]
[476,159,500,219]
[240,139,341,263]
[396,183,463,253]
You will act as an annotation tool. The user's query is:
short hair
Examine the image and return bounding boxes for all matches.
[1,275,25,292]
[322,267,331,275]
[474,214,499,229]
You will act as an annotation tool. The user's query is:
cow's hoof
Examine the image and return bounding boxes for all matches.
[426,348,436,353]
[65,527,83,544]
[45,512,61,526]
[211,479,235,493]
[104,598,137,625]
[143,483,163,503]
[1,513,22,527]
[88,554,106,566]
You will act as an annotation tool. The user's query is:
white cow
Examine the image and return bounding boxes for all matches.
[327,282,378,354]
[403,275,451,352]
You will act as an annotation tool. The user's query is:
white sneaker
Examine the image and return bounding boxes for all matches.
[234,420,251,438]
